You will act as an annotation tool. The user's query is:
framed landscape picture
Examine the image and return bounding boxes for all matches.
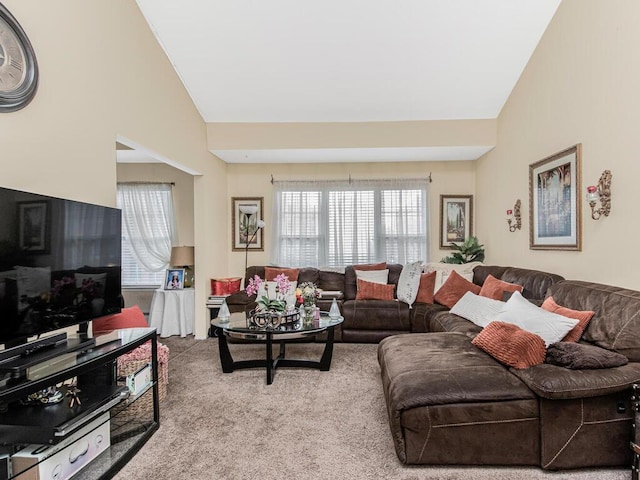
[529,144,582,251]
[232,197,264,252]
[439,195,473,249]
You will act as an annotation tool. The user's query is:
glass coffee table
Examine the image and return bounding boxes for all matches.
[211,311,343,385]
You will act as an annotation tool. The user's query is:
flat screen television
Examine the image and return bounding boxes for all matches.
[0,186,122,349]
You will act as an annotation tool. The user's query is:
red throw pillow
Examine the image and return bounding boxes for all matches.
[479,274,523,301]
[353,262,387,271]
[541,296,595,343]
[264,267,300,281]
[434,270,481,308]
[92,305,148,335]
[472,321,547,369]
[355,279,395,300]
[415,271,437,304]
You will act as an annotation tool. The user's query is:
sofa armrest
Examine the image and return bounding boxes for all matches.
[511,362,640,400]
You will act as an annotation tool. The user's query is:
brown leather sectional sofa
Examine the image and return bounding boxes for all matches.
[379,265,640,470]
[226,264,640,469]
[225,264,413,342]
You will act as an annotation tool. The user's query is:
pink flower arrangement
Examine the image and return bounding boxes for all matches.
[245,273,292,313]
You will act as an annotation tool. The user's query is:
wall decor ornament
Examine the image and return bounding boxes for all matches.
[529,144,582,251]
[439,195,473,249]
[507,199,522,232]
[586,170,612,220]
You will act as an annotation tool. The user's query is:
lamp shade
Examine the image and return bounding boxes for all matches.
[171,246,194,266]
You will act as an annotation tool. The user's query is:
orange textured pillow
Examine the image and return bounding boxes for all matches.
[92,305,148,335]
[415,271,437,304]
[355,279,395,300]
[479,274,523,301]
[353,262,387,271]
[434,270,481,308]
[541,296,595,343]
[472,321,547,369]
[264,267,300,281]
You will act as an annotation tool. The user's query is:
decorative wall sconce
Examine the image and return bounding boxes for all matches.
[506,199,522,232]
[586,170,612,220]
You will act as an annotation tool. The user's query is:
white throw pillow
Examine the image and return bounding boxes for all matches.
[355,269,389,285]
[396,261,423,305]
[494,291,579,346]
[423,262,483,293]
[450,291,505,328]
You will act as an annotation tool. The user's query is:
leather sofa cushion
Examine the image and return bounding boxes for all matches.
[473,265,563,301]
[547,280,640,361]
[342,299,410,331]
[318,270,345,291]
[510,362,640,399]
[379,332,536,407]
[410,302,448,333]
[427,311,482,336]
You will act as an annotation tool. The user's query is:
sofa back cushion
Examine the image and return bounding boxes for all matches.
[473,265,564,301]
[344,263,402,300]
[318,269,345,292]
[546,280,640,361]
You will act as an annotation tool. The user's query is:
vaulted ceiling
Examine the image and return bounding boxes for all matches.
[132,0,561,163]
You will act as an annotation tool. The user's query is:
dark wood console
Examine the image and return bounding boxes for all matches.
[0,327,159,479]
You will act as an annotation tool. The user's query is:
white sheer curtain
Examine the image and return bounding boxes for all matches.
[117,183,177,274]
[271,179,429,267]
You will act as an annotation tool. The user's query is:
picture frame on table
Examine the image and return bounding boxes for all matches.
[529,144,582,251]
[17,200,50,254]
[439,195,473,249]
[164,268,185,290]
[232,197,264,252]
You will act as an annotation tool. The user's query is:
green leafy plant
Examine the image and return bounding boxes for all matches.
[441,236,485,264]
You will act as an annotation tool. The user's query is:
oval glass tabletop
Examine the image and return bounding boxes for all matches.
[211,311,343,334]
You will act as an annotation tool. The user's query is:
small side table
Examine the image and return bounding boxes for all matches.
[149,288,195,337]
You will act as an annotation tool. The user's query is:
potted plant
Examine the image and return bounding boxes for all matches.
[441,236,485,264]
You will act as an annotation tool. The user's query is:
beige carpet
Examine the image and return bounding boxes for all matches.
[114,338,630,480]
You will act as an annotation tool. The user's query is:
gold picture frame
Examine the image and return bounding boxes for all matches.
[439,195,473,249]
[529,144,582,251]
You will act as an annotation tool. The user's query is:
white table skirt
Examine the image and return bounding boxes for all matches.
[149,288,195,337]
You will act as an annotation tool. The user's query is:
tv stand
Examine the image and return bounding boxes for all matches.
[0,334,96,378]
[0,328,159,480]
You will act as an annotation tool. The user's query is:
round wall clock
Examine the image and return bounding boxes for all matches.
[0,2,38,112]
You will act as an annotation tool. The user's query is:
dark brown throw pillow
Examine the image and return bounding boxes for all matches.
[545,342,628,369]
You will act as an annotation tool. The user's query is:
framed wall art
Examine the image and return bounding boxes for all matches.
[17,200,50,254]
[439,195,473,249]
[529,144,582,251]
[232,197,264,252]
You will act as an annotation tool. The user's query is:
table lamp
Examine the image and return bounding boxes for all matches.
[171,246,195,288]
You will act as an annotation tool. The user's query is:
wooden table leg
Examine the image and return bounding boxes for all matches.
[216,328,234,373]
[319,326,335,371]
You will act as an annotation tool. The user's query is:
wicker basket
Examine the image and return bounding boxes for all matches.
[113,342,169,421]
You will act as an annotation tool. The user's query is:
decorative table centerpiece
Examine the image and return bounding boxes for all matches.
[245,273,299,329]
[296,281,321,327]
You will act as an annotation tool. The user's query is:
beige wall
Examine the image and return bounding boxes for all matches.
[0,1,227,338]
[476,0,639,289]
[226,161,476,276]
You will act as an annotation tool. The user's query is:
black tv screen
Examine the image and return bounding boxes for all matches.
[0,186,122,346]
